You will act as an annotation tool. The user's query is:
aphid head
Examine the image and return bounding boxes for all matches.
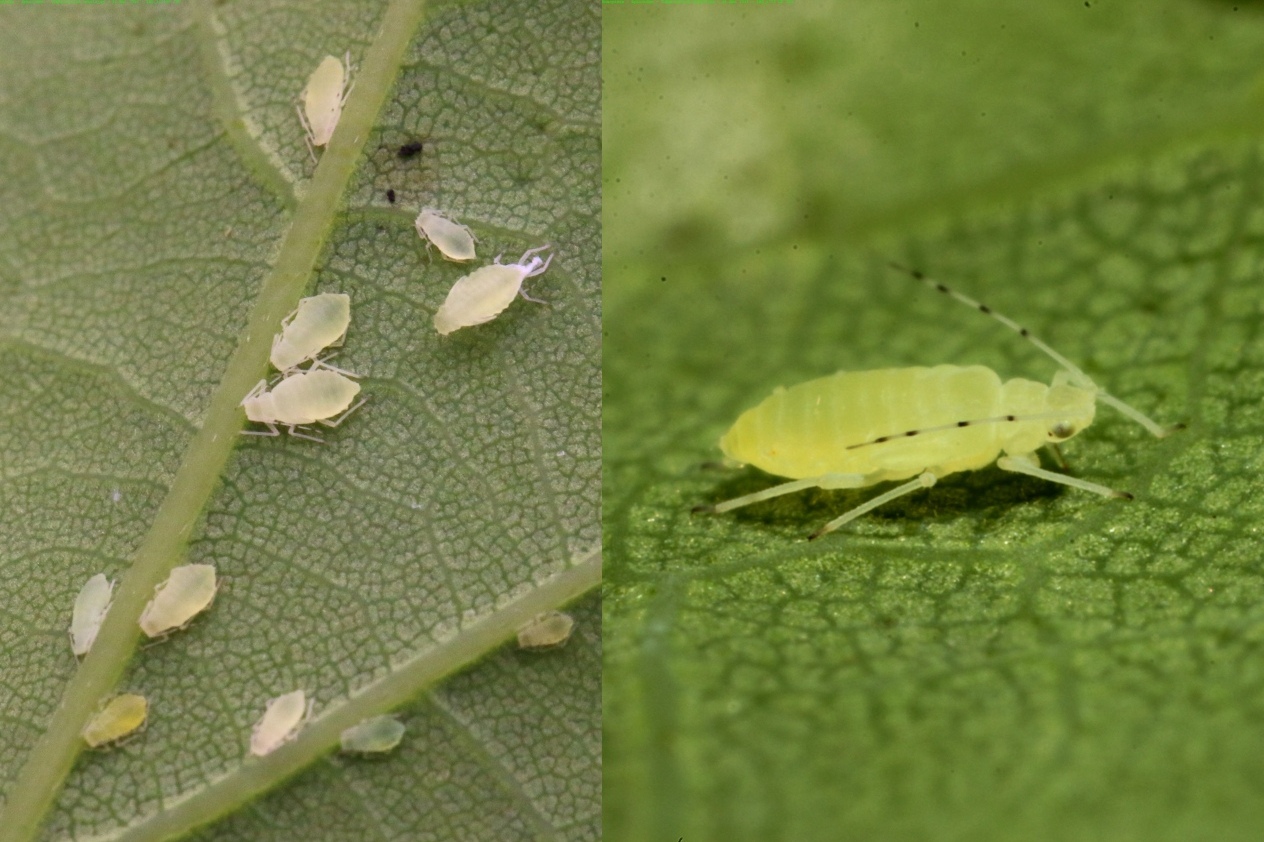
[1044,371,1097,442]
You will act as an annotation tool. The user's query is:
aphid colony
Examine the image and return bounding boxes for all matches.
[241,292,364,440]
[696,262,1182,540]
[295,55,554,338]
[68,51,567,756]
[71,564,218,749]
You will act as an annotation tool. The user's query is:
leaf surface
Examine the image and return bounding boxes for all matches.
[0,1,600,840]
[605,3,1264,840]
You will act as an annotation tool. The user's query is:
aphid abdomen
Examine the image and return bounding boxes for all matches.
[434,265,520,334]
[721,365,1007,481]
[272,370,361,425]
[272,293,351,372]
[302,56,346,146]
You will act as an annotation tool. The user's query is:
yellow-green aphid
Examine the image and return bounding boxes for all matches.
[82,694,147,748]
[516,611,575,650]
[271,293,351,374]
[250,690,312,757]
[240,369,363,442]
[415,208,477,262]
[139,564,218,638]
[69,573,114,657]
[696,262,1182,540]
[433,246,552,335]
[340,715,406,755]
[297,54,352,158]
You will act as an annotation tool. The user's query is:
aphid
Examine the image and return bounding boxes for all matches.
[695,262,1183,540]
[139,564,218,638]
[516,611,575,650]
[270,292,351,374]
[433,246,552,335]
[397,140,423,159]
[297,53,352,158]
[340,715,406,754]
[250,690,312,757]
[414,208,478,262]
[240,369,363,441]
[386,188,396,204]
[82,693,147,748]
[69,573,114,657]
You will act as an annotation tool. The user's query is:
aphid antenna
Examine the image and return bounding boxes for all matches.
[844,410,1091,451]
[887,260,1180,439]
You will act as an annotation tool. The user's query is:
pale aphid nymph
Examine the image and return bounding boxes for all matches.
[433,246,552,335]
[271,293,351,374]
[415,208,478,262]
[241,369,364,442]
[695,262,1183,540]
[516,611,575,650]
[251,690,312,757]
[70,573,114,657]
[297,54,352,159]
[82,693,148,748]
[139,563,218,639]
[340,714,406,755]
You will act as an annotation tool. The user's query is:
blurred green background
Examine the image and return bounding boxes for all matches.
[605,2,1264,840]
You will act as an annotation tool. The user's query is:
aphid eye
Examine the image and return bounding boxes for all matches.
[1049,422,1075,439]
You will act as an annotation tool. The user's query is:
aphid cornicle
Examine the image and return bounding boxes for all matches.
[695,262,1183,540]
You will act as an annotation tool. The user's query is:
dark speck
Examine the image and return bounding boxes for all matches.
[398,140,424,159]
[386,189,396,204]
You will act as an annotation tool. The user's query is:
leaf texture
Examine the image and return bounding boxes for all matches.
[0,1,600,840]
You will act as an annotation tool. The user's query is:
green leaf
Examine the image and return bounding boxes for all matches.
[605,3,1264,840]
[0,1,600,840]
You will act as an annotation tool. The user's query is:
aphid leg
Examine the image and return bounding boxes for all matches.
[305,357,359,377]
[996,454,1132,499]
[284,425,325,443]
[302,350,359,377]
[242,379,269,402]
[317,397,367,429]
[519,286,548,305]
[1043,442,1070,470]
[242,423,282,438]
[518,245,552,264]
[295,104,317,162]
[693,473,867,515]
[340,51,355,104]
[808,472,938,540]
